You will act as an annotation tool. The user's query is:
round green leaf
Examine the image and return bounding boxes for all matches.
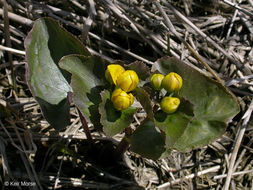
[130,121,165,160]
[59,55,108,129]
[173,119,226,151]
[153,56,240,152]
[25,17,90,130]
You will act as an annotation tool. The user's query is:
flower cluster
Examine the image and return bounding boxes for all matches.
[150,72,183,114]
[105,64,139,110]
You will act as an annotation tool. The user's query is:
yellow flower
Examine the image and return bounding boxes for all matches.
[150,74,164,90]
[162,72,183,93]
[116,70,139,92]
[160,97,180,114]
[105,64,125,85]
[111,88,134,111]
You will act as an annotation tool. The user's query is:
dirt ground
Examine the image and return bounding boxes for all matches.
[0,0,253,189]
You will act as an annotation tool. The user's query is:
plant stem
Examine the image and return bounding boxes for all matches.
[114,136,130,160]
[68,92,94,145]
[77,108,94,144]
[114,127,132,160]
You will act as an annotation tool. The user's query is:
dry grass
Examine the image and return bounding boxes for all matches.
[0,0,253,189]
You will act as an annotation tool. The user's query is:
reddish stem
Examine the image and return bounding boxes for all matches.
[77,108,94,144]
[114,127,132,160]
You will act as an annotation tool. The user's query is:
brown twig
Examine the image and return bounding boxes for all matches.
[0,45,25,55]
[161,0,252,75]
[158,165,221,189]
[3,0,17,93]
[223,0,253,18]
[224,99,253,190]
[82,0,96,43]
[153,0,224,84]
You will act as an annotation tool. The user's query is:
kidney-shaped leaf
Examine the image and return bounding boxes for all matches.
[130,121,165,160]
[59,55,108,129]
[152,56,240,152]
[25,17,90,130]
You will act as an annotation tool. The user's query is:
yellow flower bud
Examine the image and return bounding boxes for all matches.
[111,88,134,111]
[105,64,125,85]
[162,72,183,93]
[116,70,139,92]
[160,97,180,114]
[150,74,164,90]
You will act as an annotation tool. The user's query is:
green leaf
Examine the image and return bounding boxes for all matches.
[25,17,90,130]
[59,55,107,129]
[99,90,137,137]
[173,119,226,151]
[154,110,191,149]
[135,87,154,120]
[130,121,165,160]
[153,56,240,152]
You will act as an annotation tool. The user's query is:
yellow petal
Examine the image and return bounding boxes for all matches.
[129,93,134,105]
[160,96,180,114]
[162,72,183,93]
[150,74,164,90]
[116,70,139,92]
[111,88,133,110]
[105,64,125,85]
